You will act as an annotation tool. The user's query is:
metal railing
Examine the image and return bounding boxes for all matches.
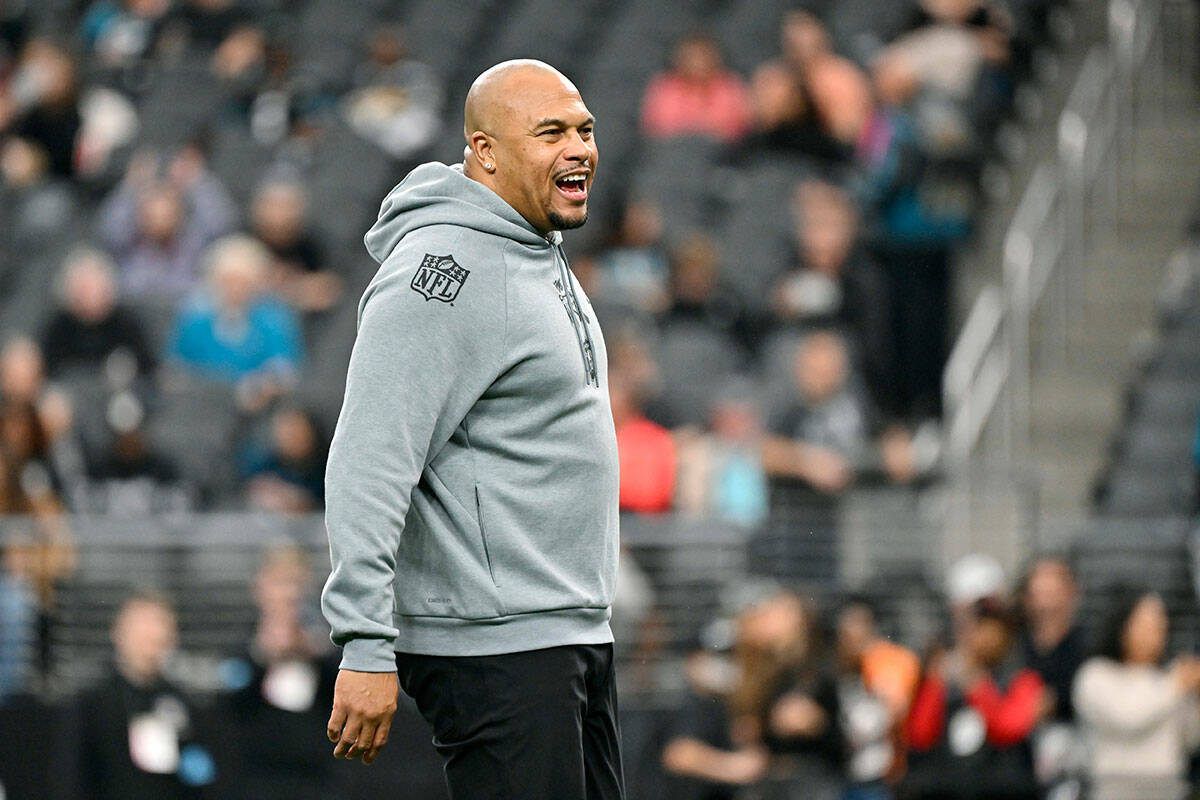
[4,505,1200,799]
[942,0,1181,472]
[5,504,1200,700]
[0,490,1034,701]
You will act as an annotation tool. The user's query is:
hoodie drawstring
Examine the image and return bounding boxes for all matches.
[553,246,600,388]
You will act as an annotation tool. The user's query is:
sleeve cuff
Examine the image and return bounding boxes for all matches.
[339,637,398,672]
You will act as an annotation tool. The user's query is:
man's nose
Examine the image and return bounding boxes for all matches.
[564,130,594,163]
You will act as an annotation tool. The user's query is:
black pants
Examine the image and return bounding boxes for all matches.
[395,643,625,800]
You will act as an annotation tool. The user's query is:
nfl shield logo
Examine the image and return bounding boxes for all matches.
[411,254,470,303]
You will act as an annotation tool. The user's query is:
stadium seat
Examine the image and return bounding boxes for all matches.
[1075,517,1200,650]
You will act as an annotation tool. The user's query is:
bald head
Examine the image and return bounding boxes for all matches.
[462,60,597,234]
[465,60,577,136]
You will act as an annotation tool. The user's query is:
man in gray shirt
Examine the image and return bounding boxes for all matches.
[321,60,623,800]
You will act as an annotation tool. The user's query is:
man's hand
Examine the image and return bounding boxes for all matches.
[327,669,399,765]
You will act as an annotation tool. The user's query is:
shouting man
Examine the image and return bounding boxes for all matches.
[321,60,624,800]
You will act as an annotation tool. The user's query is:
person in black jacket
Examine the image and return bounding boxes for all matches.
[75,590,216,800]
[222,546,337,800]
[774,179,897,420]
[40,248,156,380]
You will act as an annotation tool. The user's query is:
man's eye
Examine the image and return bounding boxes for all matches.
[539,129,562,137]
[581,128,594,137]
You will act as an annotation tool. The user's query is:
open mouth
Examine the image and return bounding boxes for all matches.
[554,172,588,201]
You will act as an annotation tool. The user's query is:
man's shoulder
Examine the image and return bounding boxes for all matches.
[362,227,509,319]
[377,225,510,280]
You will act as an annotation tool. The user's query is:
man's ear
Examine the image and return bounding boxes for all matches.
[467,131,496,174]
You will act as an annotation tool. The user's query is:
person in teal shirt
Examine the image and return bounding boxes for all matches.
[167,234,303,387]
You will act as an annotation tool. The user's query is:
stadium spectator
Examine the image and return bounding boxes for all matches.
[40,247,157,380]
[777,179,897,418]
[853,51,974,420]
[3,340,94,515]
[249,177,341,313]
[0,507,73,685]
[343,24,443,163]
[0,398,76,670]
[611,369,676,514]
[0,337,47,410]
[662,586,843,798]
[903,597,1043,800]
[0,336,86,485]
[763,330,867,494]
[1018,556,1084,723]
[75,590,216,799]
[97,143,238,302]
[664,233,750,356]
[594,198,671,318]
[239,405,326,513]
[1,38,83,178]
[0,531,36,702]
[1016,557,1086,794]
[166,234,303,402]
[641,32,751,144]
[755,591,845,797]
[661,636,769,800]
[1,400,61,508]
[834,597,920,798]
[884,0,1013,156]
[945,553,1008,648]
[225,36,300,146]
[83,392,188,514]
[674,381,769,528]
[778,10,875,147]
[898,0,1013,73]
[81,0,172,78]
[222,546,336,800]
[730,60,848,165]
[1073,590,1200,800]
[0,135,78,259]
[655,234,748,427]
[752,331,865,587]
[207,16,264,89]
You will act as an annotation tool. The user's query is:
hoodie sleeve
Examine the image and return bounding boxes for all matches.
[321,238,507,671]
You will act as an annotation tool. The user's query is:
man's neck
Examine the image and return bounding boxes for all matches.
[462,162,553,237]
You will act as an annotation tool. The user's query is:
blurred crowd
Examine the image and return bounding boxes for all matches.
[656,555,1200,800]
[0,0,1062,525]
[8,543,1200,800]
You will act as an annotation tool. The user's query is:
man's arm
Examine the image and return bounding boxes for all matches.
[321,242,506,761]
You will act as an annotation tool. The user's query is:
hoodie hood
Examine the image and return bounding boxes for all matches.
[365,162,560,263]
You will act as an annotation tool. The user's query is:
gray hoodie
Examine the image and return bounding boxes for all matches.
[321,162,620,672]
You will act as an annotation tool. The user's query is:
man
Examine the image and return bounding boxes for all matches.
[321,60,623,800]
[75,591,215,799]
[1018,556,1084,722]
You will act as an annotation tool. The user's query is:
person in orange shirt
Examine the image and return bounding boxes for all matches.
[835,597,920,799]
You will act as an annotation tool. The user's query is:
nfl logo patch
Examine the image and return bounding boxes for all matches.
[411,254,470,303]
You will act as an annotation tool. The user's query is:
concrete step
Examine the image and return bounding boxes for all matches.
[1021,62,1200,517]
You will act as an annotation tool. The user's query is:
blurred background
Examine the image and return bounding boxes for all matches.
[0,0,1198,798]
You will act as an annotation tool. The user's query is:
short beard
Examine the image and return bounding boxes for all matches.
[548,209,588,231]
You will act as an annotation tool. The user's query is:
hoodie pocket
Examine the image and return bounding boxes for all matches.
[393,468,505,619]
[474,485,498,588]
